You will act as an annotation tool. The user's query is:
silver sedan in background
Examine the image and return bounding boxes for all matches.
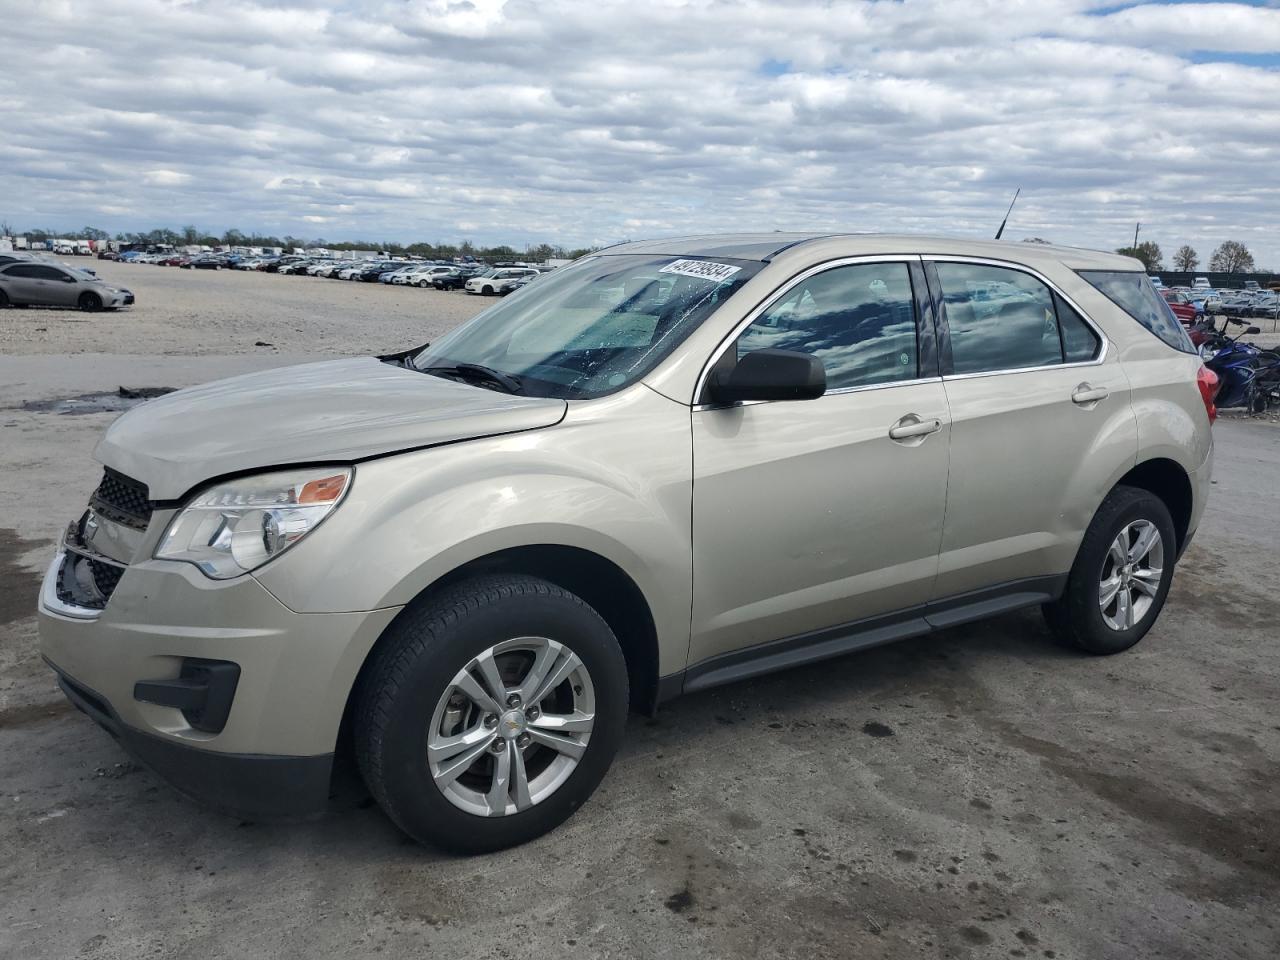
[0,261,131,310]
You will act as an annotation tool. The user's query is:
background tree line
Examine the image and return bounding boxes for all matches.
[1113,238,1260,274]
[4,221,1266,274]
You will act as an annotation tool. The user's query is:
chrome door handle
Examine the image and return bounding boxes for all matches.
[888,414,943,441]
[1072,383,1109,405]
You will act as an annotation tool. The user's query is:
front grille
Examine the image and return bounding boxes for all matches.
[90,468,152,531]
[56,513,130,611]
[54,550,126,610]
[87,557,124,598]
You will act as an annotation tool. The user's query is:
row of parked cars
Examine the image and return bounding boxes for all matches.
[1157,282,1280,325]
[116,249,547,296]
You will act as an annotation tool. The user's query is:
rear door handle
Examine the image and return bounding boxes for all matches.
[888,414,943,442]
[1071,383,1109,405]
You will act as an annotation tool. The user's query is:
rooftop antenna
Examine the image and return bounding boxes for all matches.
[994,188,1020,240]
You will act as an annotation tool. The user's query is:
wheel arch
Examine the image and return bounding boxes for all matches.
[1114,457,1194,552]
[341,544,662,743]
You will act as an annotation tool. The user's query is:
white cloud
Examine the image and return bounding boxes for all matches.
[143,169,192,186]
[0,0,1276,266]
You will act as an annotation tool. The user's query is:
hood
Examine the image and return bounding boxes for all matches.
[94,357,567,500]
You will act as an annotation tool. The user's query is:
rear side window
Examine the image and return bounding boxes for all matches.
[935,263,1099,374]
[1079,271,1194,354]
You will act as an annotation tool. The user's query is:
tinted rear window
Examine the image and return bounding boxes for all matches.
[1079,271,1194,354]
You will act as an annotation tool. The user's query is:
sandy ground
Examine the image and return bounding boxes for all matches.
[1,268,1279,960]
[0,258,487,357]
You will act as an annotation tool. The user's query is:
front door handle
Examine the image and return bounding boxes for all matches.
[1072,383,1110,406]
[888,414,943,442]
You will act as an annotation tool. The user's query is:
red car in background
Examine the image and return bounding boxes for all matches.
[1161,289,1197,323]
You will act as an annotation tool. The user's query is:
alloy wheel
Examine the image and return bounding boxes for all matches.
[427,636,595,817]
[1099,519,1164,631]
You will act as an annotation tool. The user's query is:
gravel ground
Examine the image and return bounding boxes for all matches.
[0,258,488,357]
[1,271,1278,960]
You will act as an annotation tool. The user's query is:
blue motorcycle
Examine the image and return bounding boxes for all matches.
[1201,319,1280,413]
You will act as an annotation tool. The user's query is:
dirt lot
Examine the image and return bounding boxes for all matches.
[0,258,486,357]
[1,266,1278,960]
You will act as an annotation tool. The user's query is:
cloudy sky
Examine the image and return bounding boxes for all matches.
[2,0,1278,265]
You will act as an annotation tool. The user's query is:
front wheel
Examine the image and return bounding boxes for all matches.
[78,292,102,312]
[355,575,628,852]
[418,279,429,288]
[0,290,8,308]
[1043,485,1177,654]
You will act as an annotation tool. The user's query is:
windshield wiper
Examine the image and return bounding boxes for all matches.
[422,363,523,394]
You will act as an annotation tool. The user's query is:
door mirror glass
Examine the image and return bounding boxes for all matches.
[1246,326,1261,335]
[707,348,825,403]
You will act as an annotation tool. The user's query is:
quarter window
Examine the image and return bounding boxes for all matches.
[1079,270,1194,354]
[936,263,1099,374]
[735,262,919,390]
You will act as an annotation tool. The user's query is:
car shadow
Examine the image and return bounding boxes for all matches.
[18,606,1076,868]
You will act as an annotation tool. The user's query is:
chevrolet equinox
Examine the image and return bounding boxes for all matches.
[38,234,1215,852]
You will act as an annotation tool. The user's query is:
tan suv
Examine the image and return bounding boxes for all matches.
[38,234,1215,851]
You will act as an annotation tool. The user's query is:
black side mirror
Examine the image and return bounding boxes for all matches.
[706,348,826,404]
[1247,326,1261,335]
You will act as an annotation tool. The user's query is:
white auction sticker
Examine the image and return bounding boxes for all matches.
[659,259,742,283]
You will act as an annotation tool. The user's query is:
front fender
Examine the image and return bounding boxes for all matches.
[253,387,694,674]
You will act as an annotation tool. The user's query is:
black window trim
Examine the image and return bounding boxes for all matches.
[923,255,1109,379]
[693,254,942,406]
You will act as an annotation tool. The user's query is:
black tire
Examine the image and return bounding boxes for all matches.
[418,279,429,288]
[78,292,102,312]
[0,290,8,308]
[355,574,628,853]
[482,285,494,296]
[1043,485,1177,655]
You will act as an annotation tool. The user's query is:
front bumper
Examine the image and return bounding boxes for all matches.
[38,548,401,817]
[49,659,332,819]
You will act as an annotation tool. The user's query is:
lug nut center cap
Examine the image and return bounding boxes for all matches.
[499,709,528,740]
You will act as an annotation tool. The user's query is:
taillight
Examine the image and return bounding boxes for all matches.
[1196,365,1219,424]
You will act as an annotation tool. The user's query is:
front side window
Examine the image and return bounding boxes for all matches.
[413,255,761,398]
[734,261,919,390]
[936,262,1099,374]
[1079,270,1195,354]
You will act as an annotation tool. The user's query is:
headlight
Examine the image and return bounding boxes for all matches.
[155,467,351,579]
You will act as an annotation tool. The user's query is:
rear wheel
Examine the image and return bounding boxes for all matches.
[0,290,8,308]
[78,292,102,312]
[355,575,628,852]
[1043,485,1177,654]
